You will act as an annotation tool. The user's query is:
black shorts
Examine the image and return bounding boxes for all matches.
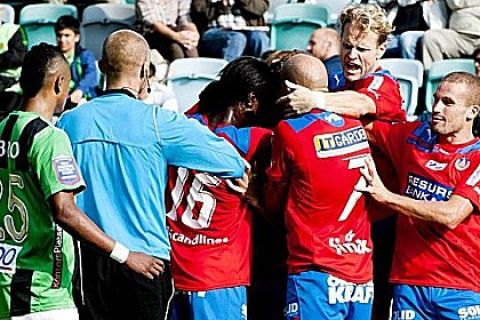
[77,243,173,320]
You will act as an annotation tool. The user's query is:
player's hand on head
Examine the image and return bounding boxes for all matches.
[125,252,165,279]
[276,80,317,114]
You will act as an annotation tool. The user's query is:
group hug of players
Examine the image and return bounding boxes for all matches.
[164,5,480,320]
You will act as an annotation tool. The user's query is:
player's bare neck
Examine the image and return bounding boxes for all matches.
[21,98,53,122]
[208,109,234,128]
[439,131,475,146]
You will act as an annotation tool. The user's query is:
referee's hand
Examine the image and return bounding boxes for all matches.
[125,252,165,279]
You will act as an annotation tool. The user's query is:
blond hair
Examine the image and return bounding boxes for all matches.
[340,3,393,45]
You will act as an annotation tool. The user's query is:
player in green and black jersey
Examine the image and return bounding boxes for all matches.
[0,44,164,319]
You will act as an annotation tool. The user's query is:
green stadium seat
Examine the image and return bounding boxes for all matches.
[166,58,228,113]
[20,4,78,49]
[270,4,329,50]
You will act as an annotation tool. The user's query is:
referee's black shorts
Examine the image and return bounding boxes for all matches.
[76,243,173,320]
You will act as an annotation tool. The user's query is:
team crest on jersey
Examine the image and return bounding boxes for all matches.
[53,155,81,185]
[455,157,470,171]
[318,112,345,128]
[425,160,447,171]
[313,126,368,158]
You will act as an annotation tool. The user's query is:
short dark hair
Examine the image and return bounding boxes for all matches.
[20,43,68,98]
[441,72,480,107]
[55,15,80,34]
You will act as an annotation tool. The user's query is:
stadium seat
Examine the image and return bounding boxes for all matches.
[19,4,78,49]
[380,58,424,87]
[398,75,420,119]
[310,0,351,26]
[425,59,475,112]
[270,4,329,50]
[0,4,15,24]
[166,58,228,113]
[264,0,289,24]
[379,58,424,116]
[81,4,135,60]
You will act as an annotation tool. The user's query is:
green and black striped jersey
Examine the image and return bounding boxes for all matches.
[0,111,85,318]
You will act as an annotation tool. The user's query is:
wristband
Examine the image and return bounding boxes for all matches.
[110,241,129,263]
[313,91,325,109]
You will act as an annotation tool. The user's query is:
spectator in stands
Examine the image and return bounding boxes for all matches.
[381,0,448,59]
[422,0,480,69]
[396,0,448,60]
[0,7,27,115]
[191,0,269,61]
[474,47,480,79]
[55,15,97,108]
[306,28,345,91]
[136,0,200,61]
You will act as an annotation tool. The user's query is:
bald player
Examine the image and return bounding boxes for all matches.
[264,54,374,320]
[57,30,247,320]
[306,28,345,91]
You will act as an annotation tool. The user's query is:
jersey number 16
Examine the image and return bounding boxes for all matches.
[167,167,221,230]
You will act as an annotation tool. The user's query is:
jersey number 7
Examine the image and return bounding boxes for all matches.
[338,156,369,222]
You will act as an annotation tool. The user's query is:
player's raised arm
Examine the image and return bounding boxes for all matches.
[276,4,404,122]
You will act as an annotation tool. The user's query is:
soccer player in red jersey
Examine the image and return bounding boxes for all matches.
[264,53,374,320]
[276,4,403,121]
[275,5,405,318]
[359,72,480,319]
[167,57,275,320]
